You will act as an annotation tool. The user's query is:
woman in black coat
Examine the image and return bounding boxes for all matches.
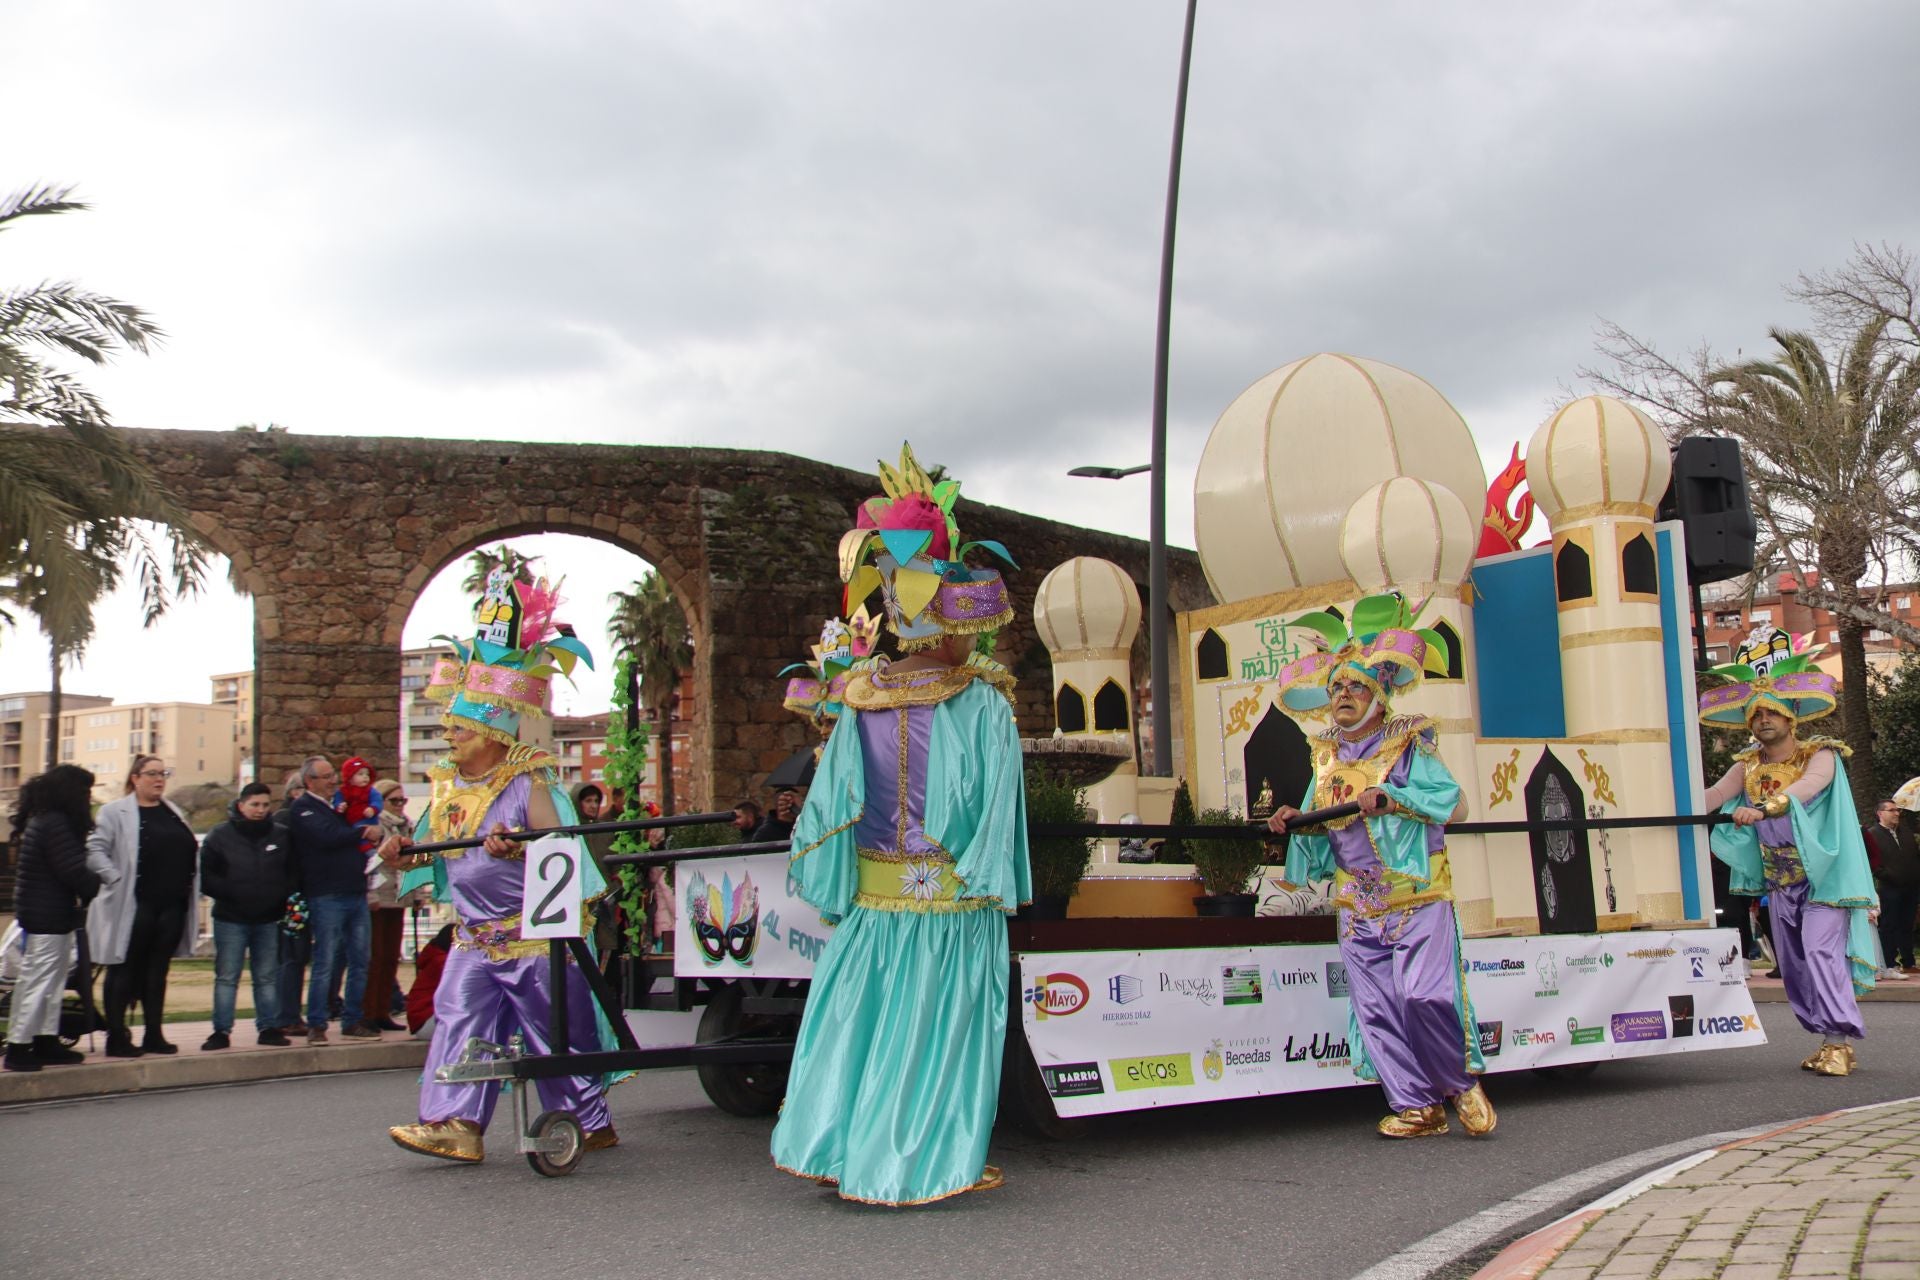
[6,765,110,1072]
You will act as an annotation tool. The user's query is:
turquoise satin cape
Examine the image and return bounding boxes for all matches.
[772,676,1030,1205]
[1710,749,1880,994]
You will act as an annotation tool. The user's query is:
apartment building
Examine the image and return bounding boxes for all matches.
[553,714,610,787]
[0,691,112,811]
[60,701,239,803]
[1690,573,1917,673]
[209,670,254,783]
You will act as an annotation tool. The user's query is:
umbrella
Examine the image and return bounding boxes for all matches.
[764,746,818,790]
[1897,777,1920,812]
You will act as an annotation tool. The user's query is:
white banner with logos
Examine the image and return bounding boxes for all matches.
[671,852,835,980]
[1020,928,1764,1118]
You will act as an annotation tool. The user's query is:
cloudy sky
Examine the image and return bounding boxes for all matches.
[5,1,1918,722]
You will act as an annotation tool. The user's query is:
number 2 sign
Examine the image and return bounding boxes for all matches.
[520,834,585,939]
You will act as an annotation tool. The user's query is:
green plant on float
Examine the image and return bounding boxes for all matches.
[1189,806,1267,897]
[1023,765,1094,900]
[1159,777,1196,863]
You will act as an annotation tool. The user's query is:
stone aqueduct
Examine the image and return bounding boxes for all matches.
[126,429,1212,806]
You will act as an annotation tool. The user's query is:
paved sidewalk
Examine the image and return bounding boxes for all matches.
[0,1015,427,1104]
[1478,1099,1920,1280]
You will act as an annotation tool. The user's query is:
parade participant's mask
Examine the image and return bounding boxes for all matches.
[838,443,1016,652]
[1276,593,1449,721]
[1698,630,1836,731]
[426,552,595,747]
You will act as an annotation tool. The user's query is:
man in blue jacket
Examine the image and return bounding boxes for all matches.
[286,756,378,1044]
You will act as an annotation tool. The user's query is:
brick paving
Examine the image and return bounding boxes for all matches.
[1525,1101,1920,1280]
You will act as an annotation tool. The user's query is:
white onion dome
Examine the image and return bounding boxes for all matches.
[1339,477,1477,591]
[1525,394,1672,520]
[1193,353,1488,603]
[1033,557,1142,657]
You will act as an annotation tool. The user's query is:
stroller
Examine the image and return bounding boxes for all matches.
[0,921,106,1048]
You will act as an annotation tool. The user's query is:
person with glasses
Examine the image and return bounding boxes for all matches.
[1265,596,1492,1140]
[1863,800,1918,980]
[381,563,615,1165]
[86,755,201,1057]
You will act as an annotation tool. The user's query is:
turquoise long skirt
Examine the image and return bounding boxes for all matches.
[770,904,1008,1205]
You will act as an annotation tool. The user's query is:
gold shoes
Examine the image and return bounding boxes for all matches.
[1807,1043,1855,1076]
[969,1164,1005,1192]
[1378,1105,1449,1138]
[1450,1082,1498,1136]
[389,1118,485,1163]
[583,1127,619,1152]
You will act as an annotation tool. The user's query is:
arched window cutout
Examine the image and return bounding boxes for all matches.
[1621,531,1659,597]
[1196,628,1229,680]
[1556,539,1593,604]
[1092,678,1129,731]
[1055,683,1087,734]
[1430,619,1465,681]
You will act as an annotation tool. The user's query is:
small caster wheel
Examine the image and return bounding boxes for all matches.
[527,1110,585,1177]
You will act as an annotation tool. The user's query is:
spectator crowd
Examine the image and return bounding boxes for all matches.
[4,754,768,1070]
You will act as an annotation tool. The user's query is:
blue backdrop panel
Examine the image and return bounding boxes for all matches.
[1469,549,1566,739]
[1657,525,1706,920]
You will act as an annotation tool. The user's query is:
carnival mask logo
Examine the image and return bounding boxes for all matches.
[686,870,760,966]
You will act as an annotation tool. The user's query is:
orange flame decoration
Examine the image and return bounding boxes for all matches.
[1478,443,1534,558]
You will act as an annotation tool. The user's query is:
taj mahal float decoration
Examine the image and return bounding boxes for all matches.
[1034,351,1711,934]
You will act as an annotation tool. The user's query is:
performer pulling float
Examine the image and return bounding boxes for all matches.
[1265,595,1494,1139]
[771,445,1031,1205]
[1699,640,1878,1076]
[380,565,618,1161]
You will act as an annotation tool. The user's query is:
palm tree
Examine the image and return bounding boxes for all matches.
[1,184,205,760]
[607,572,691,815]
[460,545,540,595]
[1702,322,1920,804]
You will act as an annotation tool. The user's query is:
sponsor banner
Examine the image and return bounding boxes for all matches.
[1020,929,1764,1117]
[672,852,836,980]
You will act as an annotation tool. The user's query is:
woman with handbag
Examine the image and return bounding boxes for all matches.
[86,755,200,1058]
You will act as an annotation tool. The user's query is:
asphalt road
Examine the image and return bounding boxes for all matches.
[4,1003,1919,1280]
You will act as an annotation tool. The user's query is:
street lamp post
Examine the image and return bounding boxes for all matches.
[1068,0,1197,780]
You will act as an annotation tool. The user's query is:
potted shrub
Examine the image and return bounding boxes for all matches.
[1189,806,1267,917]
[1024,766,1094,919]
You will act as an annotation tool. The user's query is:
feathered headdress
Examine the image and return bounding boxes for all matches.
[426,554,594,744]
[780,606,882,730]
[1275,593,1450,716]
[838,443,1017,649]
[1697,629,1835,728]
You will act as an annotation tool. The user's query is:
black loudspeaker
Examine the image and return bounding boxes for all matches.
[1657,437,1756,584]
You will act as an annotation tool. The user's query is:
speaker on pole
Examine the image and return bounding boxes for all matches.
[1657,437,1756,585]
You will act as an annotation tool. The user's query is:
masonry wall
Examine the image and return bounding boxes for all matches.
[127,429,1211,809]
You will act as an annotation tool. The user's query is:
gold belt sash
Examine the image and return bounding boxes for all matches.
[455,907,598,962]
[1760,844,1808,890]
[854,850,989,914]
[1333,849,1453,919]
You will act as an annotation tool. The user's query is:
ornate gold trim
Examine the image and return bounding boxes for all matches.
[1050,646,1130,664]
[1563,729,1669,744]
[843,665,989,710]
[1549,500,1659,524]
[1560,627,1666,649]
[789,815,859,864]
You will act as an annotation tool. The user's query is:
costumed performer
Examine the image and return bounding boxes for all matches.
[1265,594,1493,1139]
[380,562,618,1161]
[1699,635,1877,1076]
[770,444,1031,1205]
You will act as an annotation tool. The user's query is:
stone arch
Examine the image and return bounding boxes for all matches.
[119,427,1216,811]
[390,512,693,651]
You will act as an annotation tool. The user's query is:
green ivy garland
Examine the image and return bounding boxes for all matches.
[602,652,656,951]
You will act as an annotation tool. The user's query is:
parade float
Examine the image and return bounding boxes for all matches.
[428,352,1767,1171]
[638,352,1764,1135]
